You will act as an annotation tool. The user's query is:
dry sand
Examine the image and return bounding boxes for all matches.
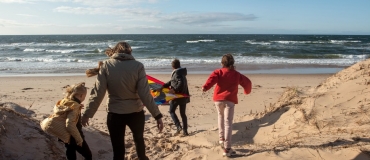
[1,60,370,159]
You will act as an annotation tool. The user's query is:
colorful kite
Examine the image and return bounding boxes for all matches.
[147,75,189,105]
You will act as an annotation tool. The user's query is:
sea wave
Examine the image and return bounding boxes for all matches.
[138,55,363,67]
[330,40,362,44]
[186,39,216,43]
[3,57,91,63]
[2,55,364,66]
[0,56,365,74]
[271,40,327,44]
[23,48,103,53]
[0,42,113,47]
[23,48,46,52]
[245,40,271,45]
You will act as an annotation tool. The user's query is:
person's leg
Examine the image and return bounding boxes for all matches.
[169,100,181,132]
[127,110,148,160]
[107,112,127,160]
[178,102,188,135]
[65,137,77,160]
[75,136,92,160]
[214,101,226,142]
[223,101,235,149]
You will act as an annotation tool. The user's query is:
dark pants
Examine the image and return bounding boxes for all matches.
[64,135,92,160]
[169,99,188,130]
[107,110,148,160]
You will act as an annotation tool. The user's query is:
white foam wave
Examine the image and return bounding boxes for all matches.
[271,41,326,44]
[137,55,363,67]
[45,49,93,53]
[341,54,368,59]
[330,40,361,44]
[23,48,104,53]
[186,41,199,43]
[4,57,91,63]
[131,46,144,49]
[24,48,46,52]
[346,46,370,50]
[186,39,215,43]
[0,42,113,47]
[245,40,271,45]
[1,56,366,74]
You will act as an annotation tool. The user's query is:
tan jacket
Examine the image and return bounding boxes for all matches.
[40,98,83,145]
[83,53,162,119]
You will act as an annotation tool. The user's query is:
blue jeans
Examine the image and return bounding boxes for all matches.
[169,99,188,130]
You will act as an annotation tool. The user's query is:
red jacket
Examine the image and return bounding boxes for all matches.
[202,68,252,104]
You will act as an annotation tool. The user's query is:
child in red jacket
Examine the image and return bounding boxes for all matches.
[202,54,252,157]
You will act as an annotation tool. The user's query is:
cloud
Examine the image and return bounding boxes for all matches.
[76,23,161,30]
[54,6,256,26]
[17,14,37,17]
[71,0,158,7]
[0,0,69,3]
[161,12,257,25]
[133,25,162,29]
[0,0,156,6]
[0,18,57,27]
[54,6,160,18]
[0,19,23,26]
[0,0,31,3]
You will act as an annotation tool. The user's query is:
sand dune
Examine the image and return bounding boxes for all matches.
[1,59,370,159]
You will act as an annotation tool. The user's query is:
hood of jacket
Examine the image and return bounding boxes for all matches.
[54,98,80,115]
[172,67,187,77]
[111,53,135,61]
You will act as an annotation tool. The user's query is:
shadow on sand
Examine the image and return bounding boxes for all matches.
[230,106,289,155]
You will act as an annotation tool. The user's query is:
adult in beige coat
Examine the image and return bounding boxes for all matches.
[82,41,164,160]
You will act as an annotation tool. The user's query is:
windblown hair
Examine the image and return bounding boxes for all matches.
[64,82,87,100]
[171,58,181,69]
[105,41,132,57]
[85,61,103,77]
[221,54,235,70]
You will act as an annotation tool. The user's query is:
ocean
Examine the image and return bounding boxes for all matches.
[0,34,369,76]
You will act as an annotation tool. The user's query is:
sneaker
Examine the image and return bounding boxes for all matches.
[219,138,225,145]
[175,125,182,135]
[223,148,236,157]
[183,130,189,136]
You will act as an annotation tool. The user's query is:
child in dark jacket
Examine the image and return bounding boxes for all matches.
[162,59,190,136]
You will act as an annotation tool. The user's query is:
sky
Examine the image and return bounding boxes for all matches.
[0,0,369,35]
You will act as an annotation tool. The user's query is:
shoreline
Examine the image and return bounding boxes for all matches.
[0,60,349,76]
[0,66,343,77]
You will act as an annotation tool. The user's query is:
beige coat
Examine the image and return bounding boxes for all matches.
[83,53,162,119]
[40,98,83,145]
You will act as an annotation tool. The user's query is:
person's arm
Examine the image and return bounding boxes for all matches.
[136,65,164,132]
[163,80,171,88]
[82,63,108,125]
[136,64,163,120]
[239,74,252,94]
[202,70,219,91]
[66,103,83,146]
